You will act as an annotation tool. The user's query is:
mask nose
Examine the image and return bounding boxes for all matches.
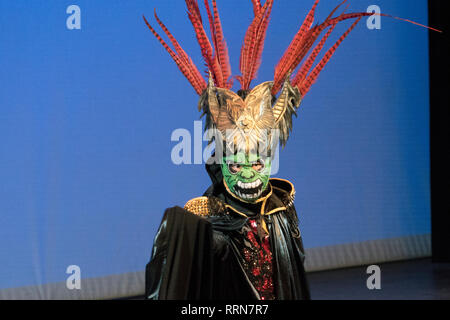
[240,170,255,180]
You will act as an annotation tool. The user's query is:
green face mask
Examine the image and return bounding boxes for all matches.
[221,152,272,202]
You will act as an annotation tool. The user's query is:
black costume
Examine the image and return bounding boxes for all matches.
[145,163,310,300]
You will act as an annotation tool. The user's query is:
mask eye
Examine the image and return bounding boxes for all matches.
[251,159,265,172]
[228,163,242,174]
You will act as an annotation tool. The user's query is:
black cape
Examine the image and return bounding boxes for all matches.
[145,163,310,300]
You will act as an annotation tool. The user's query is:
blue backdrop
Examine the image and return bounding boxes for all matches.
[0,0,430,290]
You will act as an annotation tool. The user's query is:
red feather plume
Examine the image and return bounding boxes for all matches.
[291,22,337,88]
[251,0,262,16]
[272,0,352,94]
[185,0,224,87]
[143,14,206,95]
[272,0,321,94]
[299,17,362,96]
[237,0,274,91]
[144,0,440,97]
[204,0,233,88]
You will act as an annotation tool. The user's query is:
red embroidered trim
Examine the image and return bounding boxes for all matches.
[242,219,275,300]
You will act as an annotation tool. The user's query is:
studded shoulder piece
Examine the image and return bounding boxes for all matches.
[184,196,228,217]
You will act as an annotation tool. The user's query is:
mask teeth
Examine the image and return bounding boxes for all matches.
[236,190,263,200]
[237,179,263,190]
[235,179,264,200]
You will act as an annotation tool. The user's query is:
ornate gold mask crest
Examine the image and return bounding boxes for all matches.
[199,75,301,154]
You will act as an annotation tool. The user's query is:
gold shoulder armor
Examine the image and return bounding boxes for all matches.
[184,197,211,216]
[184,196,227,217]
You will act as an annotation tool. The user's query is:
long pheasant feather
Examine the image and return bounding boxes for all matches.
[151,11,206,93]
[185,0,223,87]
[320,11,442,33]
[292,22,337,87]
[239,5,266,86]
[153,10,190,67]
[210,0,232,87]
[273,0,320,92]
[241,1,273,80]
[239,0,273,90]
[251,0,262,16]
[247,1,273,86]
[143,15,206,94]
[300,17,362,96]
[288,3,349,87]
